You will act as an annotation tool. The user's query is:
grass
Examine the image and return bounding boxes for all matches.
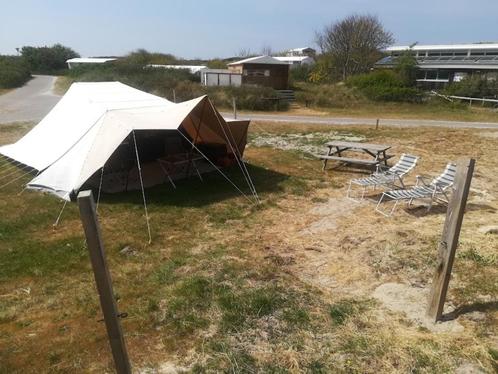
[0,121,497,372]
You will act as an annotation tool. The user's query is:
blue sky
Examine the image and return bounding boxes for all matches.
[1,0,497,59]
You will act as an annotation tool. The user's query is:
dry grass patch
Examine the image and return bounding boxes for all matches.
[0,121,497,372]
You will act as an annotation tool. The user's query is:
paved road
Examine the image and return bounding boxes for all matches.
[0,75,61,123]
[222,112,498,129]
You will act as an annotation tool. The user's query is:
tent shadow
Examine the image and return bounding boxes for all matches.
[100,163,291,208]
[441,300,498,322]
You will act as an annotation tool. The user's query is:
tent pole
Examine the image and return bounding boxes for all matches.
[53,200,68,227]
[132,131,152,244]
[96,166,105,213]
[186,100,207,178]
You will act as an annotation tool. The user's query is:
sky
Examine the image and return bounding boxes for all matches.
[1,0,498,59]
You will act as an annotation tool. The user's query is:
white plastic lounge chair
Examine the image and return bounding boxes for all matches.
[375,162,457,216]
[347,154,419,201]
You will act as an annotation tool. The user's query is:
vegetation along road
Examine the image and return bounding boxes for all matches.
[223,112,498,130]
[1,78,497,129]
[0,75,60,123]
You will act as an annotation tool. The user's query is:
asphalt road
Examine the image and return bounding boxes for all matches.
[0,75,60,123]
[221,112,498,129]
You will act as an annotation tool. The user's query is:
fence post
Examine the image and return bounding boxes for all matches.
[375,119,380,130]
[426,158,475,322]
[172,89,176,103]
[232,97,237,119]
[77,190,132,374]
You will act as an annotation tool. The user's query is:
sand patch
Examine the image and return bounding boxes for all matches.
[249,131,366,155]
[373,282,464,333]
[300,197,365,235]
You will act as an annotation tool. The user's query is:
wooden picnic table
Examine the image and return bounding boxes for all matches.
[318,141,393,171]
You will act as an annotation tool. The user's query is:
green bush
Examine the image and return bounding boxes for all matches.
[0,56,31,88]
[443,76,498,98]
[347,70,421,102]
[21,44,79,73]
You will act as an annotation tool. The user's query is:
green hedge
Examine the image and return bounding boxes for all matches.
[346,70,421,102]
[0,56,31,88]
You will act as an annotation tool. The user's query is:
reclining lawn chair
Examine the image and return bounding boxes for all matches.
[347,154,419,201]
[375,162,457,216]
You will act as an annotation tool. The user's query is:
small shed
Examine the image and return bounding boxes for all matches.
[227,56,290,90]
[201,69,242,87]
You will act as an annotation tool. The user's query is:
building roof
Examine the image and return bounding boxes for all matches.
[288,47,316,53]
[146,64,207,73]
[375,55,498,70]
[274,56,313,63]
[228,55,288,66]
[385,42,498,52]
[66,57,117,64]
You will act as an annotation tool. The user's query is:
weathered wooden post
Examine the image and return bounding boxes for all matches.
[172,89,177,103]
[232,97,237,119]
[375,119,380,130]
[77,190,132,374]
[427,158,475,322]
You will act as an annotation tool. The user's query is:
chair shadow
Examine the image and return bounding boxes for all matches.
[441,301,498,322]
[98,163,291,208]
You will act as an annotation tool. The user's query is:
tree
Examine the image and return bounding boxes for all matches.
[315,14,394,81]
[395,50,418,87]
[260,44,273,56]
[21,44,79,73]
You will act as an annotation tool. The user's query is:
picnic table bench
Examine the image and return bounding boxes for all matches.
[316,141,393,171]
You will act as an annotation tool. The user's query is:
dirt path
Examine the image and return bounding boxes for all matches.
[0,75,61,124]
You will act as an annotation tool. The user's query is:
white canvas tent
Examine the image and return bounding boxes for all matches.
[0,82,253,202]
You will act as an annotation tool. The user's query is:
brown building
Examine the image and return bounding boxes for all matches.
[227,56,290,89]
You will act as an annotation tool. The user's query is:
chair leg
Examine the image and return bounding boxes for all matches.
[375,193,398,217]
[346,182,365,203]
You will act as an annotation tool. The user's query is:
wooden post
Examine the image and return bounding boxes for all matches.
[232,97,237,119]
[375,119,380,130]
[427,158,475,321]
[77,190,132,374]
[172,89,176,103]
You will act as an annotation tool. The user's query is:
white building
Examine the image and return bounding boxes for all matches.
[66,57,117,69]
[201,69,242,87]
[376,42,498,87]
[274,56,315,68]
[146,64,207,74]
[286,47,316,57]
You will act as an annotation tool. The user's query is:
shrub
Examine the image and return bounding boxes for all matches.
[67,53,288,111]
[347,70,421,102]
[0,56,31,88]
[443,76,498,98]
[21,44,79,73]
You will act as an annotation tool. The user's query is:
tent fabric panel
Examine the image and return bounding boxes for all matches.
[0,82,171,171]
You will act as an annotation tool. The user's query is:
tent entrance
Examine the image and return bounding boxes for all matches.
[83,129,224,194]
